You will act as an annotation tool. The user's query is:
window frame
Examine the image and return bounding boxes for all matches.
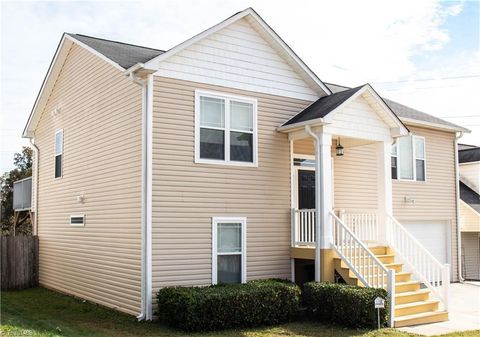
[195,90,258,167]
[212,216,247,285]
[392,135,426,182]
[54,129,64,179]
[70,214,85,227]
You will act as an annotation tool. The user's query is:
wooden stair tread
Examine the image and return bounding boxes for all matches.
[396,280,420,286]
[395,300,439,309]
[395,289,430,298]
[394,310,448,324]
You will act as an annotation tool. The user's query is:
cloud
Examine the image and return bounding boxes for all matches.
[0,0,478,171]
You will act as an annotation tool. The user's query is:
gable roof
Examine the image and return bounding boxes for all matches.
[326,83,469,132]
[459,146,480,163]
[139,7,331,97]
[282,85,364,126]
[280,84,409,137]
[66,34,164,69]
[460,181,480,214]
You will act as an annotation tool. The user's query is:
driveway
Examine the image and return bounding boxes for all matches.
[399,282,480,336]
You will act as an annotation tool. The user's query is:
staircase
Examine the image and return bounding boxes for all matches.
[334,246,448,327]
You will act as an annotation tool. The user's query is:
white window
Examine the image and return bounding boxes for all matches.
[54,130,63,178]
[195,90,257,166]
[392,135,426,181]
[212,217,246,284]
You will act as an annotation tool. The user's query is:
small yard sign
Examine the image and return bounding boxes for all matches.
[374,297,385,309]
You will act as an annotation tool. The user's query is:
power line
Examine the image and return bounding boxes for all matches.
[374,74,480,85]
[439,115,480,118]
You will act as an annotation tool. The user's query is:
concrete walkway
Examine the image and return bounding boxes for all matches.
[399,282,480,336]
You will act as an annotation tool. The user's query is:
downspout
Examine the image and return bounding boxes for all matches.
[129,73,148,320]
[454,131,464,283]
[305,124,321,282]
[29,137,39,235]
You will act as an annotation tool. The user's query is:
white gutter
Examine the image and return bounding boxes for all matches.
[305,124,321,282]
[454,131,464,283]
[29,138,39,236]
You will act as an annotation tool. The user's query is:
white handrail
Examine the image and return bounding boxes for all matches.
[386,213,449,310]
[331,210,395,327]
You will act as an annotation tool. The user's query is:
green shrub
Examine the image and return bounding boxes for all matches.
[156,279,301,331]
[302,282,389,328]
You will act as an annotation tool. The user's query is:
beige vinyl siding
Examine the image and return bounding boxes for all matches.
[293,139,378,210]
[459,162,480,194]
[460,201,480,232]
[34,43,143,315]
[461,232,480,280]
[392,125,458,279]
[151,76,311,289]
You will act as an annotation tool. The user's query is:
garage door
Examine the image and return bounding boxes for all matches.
[403,222,449,264]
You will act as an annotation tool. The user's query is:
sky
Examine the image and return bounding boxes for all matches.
[1,0,479,172]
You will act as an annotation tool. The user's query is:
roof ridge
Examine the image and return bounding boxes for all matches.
[68,33,165,52]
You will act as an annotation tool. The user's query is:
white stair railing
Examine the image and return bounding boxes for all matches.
[386,214,449,310]
[292,208,316,245]
[331,211,395,327]
[339,210,378,242]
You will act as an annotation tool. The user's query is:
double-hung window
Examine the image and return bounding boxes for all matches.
[391,135,426,181]
[196,91,257,166]
[212,217,246,284]
[54,130,63,178]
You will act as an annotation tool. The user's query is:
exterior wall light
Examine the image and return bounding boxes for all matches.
[336,138,344,156]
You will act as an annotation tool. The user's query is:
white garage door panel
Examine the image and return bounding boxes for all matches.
[403,222,448,264]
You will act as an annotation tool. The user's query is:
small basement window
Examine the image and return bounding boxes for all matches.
[70,214,85,226]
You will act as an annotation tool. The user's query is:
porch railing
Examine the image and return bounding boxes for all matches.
[291,208,316,245]
[339,210,378,242]
[386,213,449,310]
[332,211,395,327]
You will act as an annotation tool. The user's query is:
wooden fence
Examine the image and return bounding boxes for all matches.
[1,236,39,290]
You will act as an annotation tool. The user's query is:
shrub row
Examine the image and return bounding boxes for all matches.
[303,282,389,328]
[156,280,389,331]
[156,279,301,331]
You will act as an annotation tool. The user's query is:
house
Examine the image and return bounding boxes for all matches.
[22,8,470,328]
[458,144,480,280]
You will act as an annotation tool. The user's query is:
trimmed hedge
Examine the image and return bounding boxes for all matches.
[156,279,301,331]
[303,282,389,328]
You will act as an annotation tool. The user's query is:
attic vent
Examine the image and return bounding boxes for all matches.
[70,214,85,226]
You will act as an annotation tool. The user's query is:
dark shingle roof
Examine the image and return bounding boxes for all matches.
[325,83,465,131]
[459,147,480,163]
[459,144,478,151]
[460,181,480,214]
[282,85,364,126]
[67,33,164,69]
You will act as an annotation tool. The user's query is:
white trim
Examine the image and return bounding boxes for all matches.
[393,135,426,182]
[212,216,247,284]
[69,214,85,227]
[64,34,124,71]
[195,90,258,167]
[54,129,64,179]
[145,74,154,320]
[144,8,330,96]
[400,117,470,133]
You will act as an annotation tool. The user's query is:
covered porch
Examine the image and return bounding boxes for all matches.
[278,84,450,327]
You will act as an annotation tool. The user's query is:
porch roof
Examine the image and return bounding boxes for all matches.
[460,181,480,214]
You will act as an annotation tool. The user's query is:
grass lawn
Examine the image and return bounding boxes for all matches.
[1,288,478,337]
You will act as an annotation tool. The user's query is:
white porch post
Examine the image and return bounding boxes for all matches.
[306,126,332,282]
[376,140,393,244]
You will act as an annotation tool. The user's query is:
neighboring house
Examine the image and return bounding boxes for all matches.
[458,145,480,280]
[22,8,469,327]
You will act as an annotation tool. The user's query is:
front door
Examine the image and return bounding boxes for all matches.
[298,170,315,209]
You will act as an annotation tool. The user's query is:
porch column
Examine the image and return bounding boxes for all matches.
[308,127,333,282]
[376,140,393,244]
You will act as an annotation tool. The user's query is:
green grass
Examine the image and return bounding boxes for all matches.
[1,287,478,337]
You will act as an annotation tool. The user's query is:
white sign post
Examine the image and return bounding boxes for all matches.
[374,297,385,329]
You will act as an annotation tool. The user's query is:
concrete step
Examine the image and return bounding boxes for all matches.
[396,281,421,293]
[395,289,431,305]
[395,300,440,317]
[394,311,448,328]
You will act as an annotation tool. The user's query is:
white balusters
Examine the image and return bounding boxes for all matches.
[292,209,316,245]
